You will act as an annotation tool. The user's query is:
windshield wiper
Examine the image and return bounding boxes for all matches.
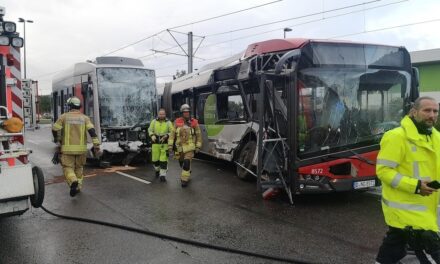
[325,148,375,165]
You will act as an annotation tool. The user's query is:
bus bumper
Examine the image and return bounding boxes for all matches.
[298,176,379,193]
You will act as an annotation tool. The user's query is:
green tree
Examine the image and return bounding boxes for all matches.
[173,69,186,79]
[39,95,51,113]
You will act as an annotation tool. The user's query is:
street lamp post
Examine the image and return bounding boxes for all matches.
[283,27,292,39]
[18,17,33,79]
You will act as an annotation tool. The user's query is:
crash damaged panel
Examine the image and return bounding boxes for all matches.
[97,68,156,127]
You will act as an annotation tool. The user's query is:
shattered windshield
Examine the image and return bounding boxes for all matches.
[97,68,156,127]
[298,68,410,156]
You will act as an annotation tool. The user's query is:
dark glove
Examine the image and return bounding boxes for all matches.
[52,151,60,165]
[160,135,169,143]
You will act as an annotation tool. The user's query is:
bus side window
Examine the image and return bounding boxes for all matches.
[217,94,245,120]
[196,93,210,124]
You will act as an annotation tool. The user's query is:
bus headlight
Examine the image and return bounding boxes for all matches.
[11,37,23,48]
[0,36,10,46]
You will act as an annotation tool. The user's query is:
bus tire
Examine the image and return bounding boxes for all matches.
[236,141,256,181]
[30,166,45,208]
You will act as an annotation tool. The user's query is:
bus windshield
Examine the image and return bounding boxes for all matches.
[297,67,410,157]
[97,68,156,127]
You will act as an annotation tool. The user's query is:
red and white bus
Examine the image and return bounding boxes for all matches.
[161,38,419,202]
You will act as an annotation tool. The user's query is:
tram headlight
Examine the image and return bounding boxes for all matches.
[11,37,23,48]
[3,21,16,33]
[0,36,10,46]
[138,131,147,140]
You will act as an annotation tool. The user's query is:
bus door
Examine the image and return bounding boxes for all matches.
[197,86,248,160]
[195,92,212,154]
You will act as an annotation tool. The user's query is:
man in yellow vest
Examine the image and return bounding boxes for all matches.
[148,108,173,182]
[52,97,100,197]
[168,104,202,187]
[376,96,440,263]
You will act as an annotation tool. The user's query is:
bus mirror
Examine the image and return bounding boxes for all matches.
[412,67,420,88]
[275,49,301,74]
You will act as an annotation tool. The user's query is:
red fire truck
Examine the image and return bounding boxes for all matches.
[0,6,45,217]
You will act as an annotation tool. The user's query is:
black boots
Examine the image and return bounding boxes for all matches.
[70,181,79,197]
[181,181,188,187]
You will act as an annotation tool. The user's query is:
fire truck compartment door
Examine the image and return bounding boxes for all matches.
[0,164,35,200]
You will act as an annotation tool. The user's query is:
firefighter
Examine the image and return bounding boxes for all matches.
[375,96,440,263]
[168,104,202,187]
[148,108,173,182]
[52,96,100,197]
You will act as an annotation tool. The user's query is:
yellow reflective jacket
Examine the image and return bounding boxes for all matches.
[52,110,99,154]
[168,117,202,153]
[377,115,440,231]
[148,119,173,137]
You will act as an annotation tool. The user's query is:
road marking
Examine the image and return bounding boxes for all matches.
[116,171,151,184]
[27,139,39,144]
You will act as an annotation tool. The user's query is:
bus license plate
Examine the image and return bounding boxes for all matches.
[353,180,375,189]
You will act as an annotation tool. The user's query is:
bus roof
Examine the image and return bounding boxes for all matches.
[52,56,151,86]
[169,38,405,94]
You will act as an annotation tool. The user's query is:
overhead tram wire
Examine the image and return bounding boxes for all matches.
[168,0,283,29]
[150,20,440,80]
[35,0,406,81]
[100,1,283,57]
[105,0,385,59]
[193,0,407,50]
[205,0,381,37]
[328,17,440,39]
[135,0,405,62]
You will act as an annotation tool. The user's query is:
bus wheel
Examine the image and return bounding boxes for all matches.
[236,141,256,181]
[30,166,45,208]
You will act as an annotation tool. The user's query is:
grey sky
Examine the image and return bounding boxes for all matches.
[2,0,440,94]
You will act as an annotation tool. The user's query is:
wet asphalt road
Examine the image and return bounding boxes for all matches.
[0,125,423,263]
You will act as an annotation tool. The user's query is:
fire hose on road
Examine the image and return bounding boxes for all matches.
[40,205,316,264]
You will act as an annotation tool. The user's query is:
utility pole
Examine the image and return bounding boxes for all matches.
[153,30,204,76]
[188,31,193,74]
[18,17,33,79]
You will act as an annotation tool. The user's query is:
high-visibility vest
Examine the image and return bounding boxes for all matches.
[53,110,97,154]
[377,115,440,231]
[148,119,172,137]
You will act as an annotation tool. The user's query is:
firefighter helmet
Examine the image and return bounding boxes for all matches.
[1,117,23,133]
[180,104,190,112]
[67,96,81,109]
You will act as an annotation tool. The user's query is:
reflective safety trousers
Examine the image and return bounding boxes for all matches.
[53,110,96,154]
[377,115,440,231]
